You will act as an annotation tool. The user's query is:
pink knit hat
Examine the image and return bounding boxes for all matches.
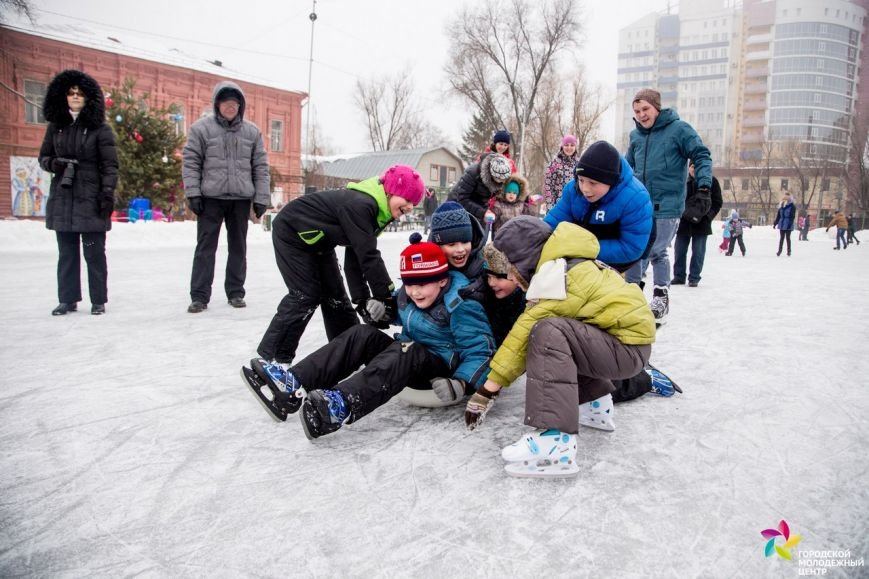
[562,134,577,146]
[382,165,425,205]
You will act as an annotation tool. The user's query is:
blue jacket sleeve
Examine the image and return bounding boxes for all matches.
[543,181,579,230]
[450,299,496,389]
[595,181,652,266]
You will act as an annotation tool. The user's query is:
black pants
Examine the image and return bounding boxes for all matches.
[257,217,359,364]
[190,198,250,303]
[726,234,746,256]
[56,231,107,305]
[292,325,450,423]
[777,230,792,255]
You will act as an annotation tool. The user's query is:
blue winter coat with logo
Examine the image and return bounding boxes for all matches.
[396,271,495,390]
[626,108,712,219]
[543,157,653,269]
[774,200,796,231]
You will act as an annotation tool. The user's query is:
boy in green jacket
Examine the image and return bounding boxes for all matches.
[465,216,655,478]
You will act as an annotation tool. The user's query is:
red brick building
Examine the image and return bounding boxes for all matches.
[0,22,305,219]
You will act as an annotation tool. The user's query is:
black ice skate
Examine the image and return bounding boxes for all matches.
[299,389,349,440]
[240,366,303,422]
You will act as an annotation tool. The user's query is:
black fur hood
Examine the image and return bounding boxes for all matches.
[42,69,106,128]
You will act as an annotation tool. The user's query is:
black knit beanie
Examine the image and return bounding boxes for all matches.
[575,141,622,187]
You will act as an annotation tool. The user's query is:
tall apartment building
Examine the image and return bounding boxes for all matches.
[616,0,867,169]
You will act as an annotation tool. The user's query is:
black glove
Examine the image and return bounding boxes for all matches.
[355,297,396,329]
[464,386,498,431]
[99,197,114,218]
[188,197,203,216]
[51,158,65,173]
[254,203,267,219]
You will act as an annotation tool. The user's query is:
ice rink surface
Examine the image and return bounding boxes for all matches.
[1,219,867,578]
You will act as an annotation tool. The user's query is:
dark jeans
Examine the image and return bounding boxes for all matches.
[291,325,449,423]
[56,231,107,305]
[777,230,792,255]
[190,198,250,303]
[836,228,848,249]
[257,217,359,364]
[726,234,746,256]
[673,233,708,283]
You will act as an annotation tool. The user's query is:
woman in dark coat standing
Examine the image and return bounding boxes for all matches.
[38,70,118,315]
[773,192,797,256]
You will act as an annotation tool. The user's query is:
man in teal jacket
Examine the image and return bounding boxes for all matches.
[625,88,712,326]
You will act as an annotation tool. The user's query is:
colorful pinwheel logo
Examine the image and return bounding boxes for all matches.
[761,520,801,560]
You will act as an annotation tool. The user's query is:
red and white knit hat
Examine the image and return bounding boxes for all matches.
[399,240,449,285]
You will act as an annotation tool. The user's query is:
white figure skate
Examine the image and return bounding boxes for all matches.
[502,429,579,478]
[578,393,615,431]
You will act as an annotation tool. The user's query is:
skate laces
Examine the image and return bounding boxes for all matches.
[264,362,301,394]
[650,290,669,317]
[321,389,349,424]
[646,366,675,397]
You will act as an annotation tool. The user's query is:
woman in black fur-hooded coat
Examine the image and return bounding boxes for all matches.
[38,69,119,315]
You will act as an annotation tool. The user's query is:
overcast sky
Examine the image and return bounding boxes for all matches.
[32,0,671,153]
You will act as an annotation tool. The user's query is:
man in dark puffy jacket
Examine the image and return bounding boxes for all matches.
[183,80,270,313]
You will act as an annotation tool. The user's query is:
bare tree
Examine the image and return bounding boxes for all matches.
[782,140,832,216]
[567,75,609,155]
[0,0,33,22]
[445,0,580,172]
[844,108,869,216]
[354,69,419,151]
[744,139,780,223]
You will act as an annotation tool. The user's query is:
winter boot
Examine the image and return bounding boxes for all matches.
[300,389,350,440]
[645,364,682,397]
[251,358,305,414]
[502,429,577,463]
[51,303,77,316]
[650,286,669,326]
[579,393,615,431]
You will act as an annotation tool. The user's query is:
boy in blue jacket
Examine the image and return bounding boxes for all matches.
[544,141,652,272]
[245,239,496,439]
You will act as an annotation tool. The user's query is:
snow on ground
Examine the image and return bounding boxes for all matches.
[0,219,867,578]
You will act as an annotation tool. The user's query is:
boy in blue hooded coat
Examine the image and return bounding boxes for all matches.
[544,140,652,272]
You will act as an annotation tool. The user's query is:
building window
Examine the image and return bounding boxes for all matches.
[723,178,731,190]
[269,120,284,152]
[821,178,831,190]
[741,179,749,191]
[448,168,457,183]
[430,165,439,181]
[761,179,769,190]
[24,80,46,124]
[781,179,788,191]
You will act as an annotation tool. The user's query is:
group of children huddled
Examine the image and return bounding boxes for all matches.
[242,132,677,478]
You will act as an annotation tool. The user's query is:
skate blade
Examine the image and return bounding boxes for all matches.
[240,366,287,422]
[299,402,318,441]
[504,460,579,479]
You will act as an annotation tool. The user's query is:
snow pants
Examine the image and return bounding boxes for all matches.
[190,198,250,304]
[257,217,359,364]
[56,231,107,305]
[726,234,746,256]
[291,324,450,423]
[524,318,651,434]
[777,230,792,255]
